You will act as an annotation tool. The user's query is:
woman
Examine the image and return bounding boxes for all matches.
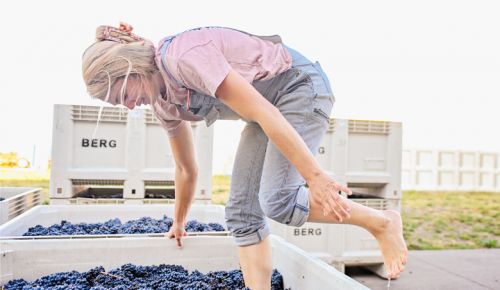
[82,23,407,289]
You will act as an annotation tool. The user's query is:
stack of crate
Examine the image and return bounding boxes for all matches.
[50,104,214,204]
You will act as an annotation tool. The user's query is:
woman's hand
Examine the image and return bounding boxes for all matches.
[165,221,187,248]
[308,172,353,222]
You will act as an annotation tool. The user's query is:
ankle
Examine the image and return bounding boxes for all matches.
[369,213,392,236]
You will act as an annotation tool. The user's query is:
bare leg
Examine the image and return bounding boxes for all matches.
[238,236,273,290]
[309,196,408,279]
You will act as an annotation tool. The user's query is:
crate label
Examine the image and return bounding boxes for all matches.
[82,138,117,148]
[294,228,322,236]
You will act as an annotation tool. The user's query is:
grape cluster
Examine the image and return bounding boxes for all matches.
[22,216,225,236]
[4,263,287,290]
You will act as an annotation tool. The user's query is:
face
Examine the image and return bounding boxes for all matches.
[108,76,149,109]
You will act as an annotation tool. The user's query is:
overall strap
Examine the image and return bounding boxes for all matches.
[158,36,186,88]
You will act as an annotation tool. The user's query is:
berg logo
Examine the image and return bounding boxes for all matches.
[81,138,117,148]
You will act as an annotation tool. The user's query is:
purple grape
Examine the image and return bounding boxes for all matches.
[22,215,225,236]
[4,263,287,290]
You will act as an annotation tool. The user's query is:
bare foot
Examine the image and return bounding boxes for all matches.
[372,210,408,279]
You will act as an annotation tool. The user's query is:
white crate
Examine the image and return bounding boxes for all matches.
[0,187,42,225]
[48,197,181,205]
[0,204,228,239]
[459,152,477,169]
[417,150,434,167]
[438,151,457,169]
[479,172,494,188]
[269,197,400,274]
[50,105,214,202]
[0,236,368,289]
[402,149,500,192]
[416,170,434,188]
[438,170,455,188]
[316,119,402,199]
[480,153,496,169]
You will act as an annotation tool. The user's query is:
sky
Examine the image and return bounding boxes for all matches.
[0,0,499,174]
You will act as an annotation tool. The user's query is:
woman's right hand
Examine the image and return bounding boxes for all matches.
[165,220,187,248]
[308,172,353,222]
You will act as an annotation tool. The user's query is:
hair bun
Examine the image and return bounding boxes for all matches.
[96,24,144,44]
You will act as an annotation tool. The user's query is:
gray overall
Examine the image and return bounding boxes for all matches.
[187,45,335,246]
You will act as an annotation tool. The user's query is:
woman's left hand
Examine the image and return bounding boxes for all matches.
[308,172,353,222]
[165,220,187,249]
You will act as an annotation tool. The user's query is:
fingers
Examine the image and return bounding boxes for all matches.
[165,229,184,249]
[333,195,351,221]
[325,197,343,221]
[321,183,352,221]
[337,194,351,213]
[332,182,351,212]
[313,177,353,221]
[176,236,183,249]
[323,194,351,222]
[336,183,352,196]
[331,193,351,219]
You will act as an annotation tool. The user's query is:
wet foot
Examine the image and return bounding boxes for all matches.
[372,210,408,279]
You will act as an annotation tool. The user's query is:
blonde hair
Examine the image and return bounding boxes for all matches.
[81,39,160,105]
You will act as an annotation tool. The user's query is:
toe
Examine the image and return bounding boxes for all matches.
[391,265,399,279]
[386,266,394,279]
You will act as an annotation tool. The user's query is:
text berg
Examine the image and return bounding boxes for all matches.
[294,228,322,236]
[82,139,117,148]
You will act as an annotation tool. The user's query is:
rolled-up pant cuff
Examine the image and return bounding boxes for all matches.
[233,223,271,247]
[287,185,310,227]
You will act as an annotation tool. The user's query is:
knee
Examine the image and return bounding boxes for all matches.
[259,197,287,224]
[259,185,310,227]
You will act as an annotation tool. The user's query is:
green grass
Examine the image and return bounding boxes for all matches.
[211,175,231,205]
[402,190,500,250]
[2,172,498,250]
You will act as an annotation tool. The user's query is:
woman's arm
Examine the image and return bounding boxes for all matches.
[166,122,198,247]
[216,69,352,221]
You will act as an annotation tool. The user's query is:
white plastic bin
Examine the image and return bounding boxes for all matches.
[0,187,42,225]
[50,104,214,203]
[0,236,368,289]
[269,197,400,274]
[0,204,228,239]
[316,119,402,199]
[48,196,182,205]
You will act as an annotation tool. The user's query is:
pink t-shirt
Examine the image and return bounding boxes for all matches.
[153,27,292,137]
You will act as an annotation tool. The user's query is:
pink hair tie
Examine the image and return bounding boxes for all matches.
[118,22,133,33]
